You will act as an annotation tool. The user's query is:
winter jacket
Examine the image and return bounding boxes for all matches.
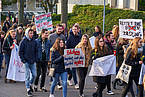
[36,37,51,61]
[105,39,115,54]
[125,48,142,77]
[48,32,65,46]
[93,31,104,37]
[2,36,14,55]
[90,48,110,83]
[19,36,38,64]
[66,33,82,49]
[51,48,66,73]
[75,43,92,67]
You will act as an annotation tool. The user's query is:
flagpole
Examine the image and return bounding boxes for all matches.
[103,0,106,34]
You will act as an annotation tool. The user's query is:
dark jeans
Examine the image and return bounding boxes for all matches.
[77,67,88,95]
[34,61,47,88]
[106,75,111,91]
[5,53,10,77]
[0,54,3,73]
[121,76,143,97]
[93,82,107,97]
[67,68,78,85]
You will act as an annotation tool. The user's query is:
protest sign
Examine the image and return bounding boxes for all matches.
[64,48,85,68]
[89,36,95,49]
[35,13,53,34]
[138,63,145,84]
[89,55,116,76]
[119,19,143,39]
[7,42,25,81]
[116,61,132,83]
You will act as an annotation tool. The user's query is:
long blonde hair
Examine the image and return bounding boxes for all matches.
[112,26,119,40]
[125,37,141,59]
[80,34,92,50]
[4,29,15,40]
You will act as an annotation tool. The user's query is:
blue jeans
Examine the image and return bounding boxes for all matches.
[24,62,36,89]
[0,54,3,73]
[67,68,78,85]
[50,72,68,97]
[5,53,10,77]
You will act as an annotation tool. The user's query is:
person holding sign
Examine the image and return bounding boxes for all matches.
[49,38,67,97]
[34,29,51,92]
[90,36,110,97]
[122,37,143,97]
[2,30,16,83]
[75,34,92,97]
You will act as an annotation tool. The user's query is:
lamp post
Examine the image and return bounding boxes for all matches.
[103,0,106,34]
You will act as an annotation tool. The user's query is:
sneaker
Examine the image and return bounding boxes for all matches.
[27,90,32,97]
[4,77,7,83]
[34,86,37,92]
[107,91,114,95]
[40,87,47,92]
[67,80,73,86]
[49,94,54,97]
[30,85,34,93]
[79,94,85,97]
[57,85,62,89]
[75,84,79,89]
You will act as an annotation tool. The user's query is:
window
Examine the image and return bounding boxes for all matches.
[35,0,43,9]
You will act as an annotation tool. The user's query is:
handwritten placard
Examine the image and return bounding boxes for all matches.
[89,55,116,76]
[35,13,53,34]
[64,48,85,68]
[119,19,143,39]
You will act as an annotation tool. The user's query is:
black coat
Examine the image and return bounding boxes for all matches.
[90,49,110,83]
[2,36,14,55]
[51,50,66,73]
[66,33,82,49]
[125,48,142,77]
[19,36,38,64]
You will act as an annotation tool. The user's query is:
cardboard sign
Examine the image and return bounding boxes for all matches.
[64,48,85,68]
[89,55,116,76]
[35,13,53,34]
[119,19,143,39]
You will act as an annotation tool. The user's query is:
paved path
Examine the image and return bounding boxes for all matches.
[0,66,144,97]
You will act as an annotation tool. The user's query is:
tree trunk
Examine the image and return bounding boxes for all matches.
[18,0,24,24]
[49,6,53,14]
[61,0,68,26]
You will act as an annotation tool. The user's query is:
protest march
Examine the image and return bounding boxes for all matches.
[0,3,145,97]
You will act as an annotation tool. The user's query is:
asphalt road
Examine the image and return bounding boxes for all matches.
[0,66,144,97]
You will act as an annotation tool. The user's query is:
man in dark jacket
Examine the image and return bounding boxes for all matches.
[34,29,51,92]
[19,28,38,97]
[66,25,82,89]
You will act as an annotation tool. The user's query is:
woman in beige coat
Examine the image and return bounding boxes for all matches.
[75,34,92,97]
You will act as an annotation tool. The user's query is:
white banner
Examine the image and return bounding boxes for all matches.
[35,13,53,34]
[138,64,145,84]
[89,36,95,49]
[89,55,116,76]
[64,48,85,68]
[119,19,143,39]
[7,42,25,81]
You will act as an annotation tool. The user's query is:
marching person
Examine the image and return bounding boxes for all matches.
[93,25,104,37]
[34,29,51,92]
[49,38,67,97]
[122,37,143,97]
[16,26,24,45]
[90,36,110,97]
[3,30,16,83]
[19,28,38,97]
[75,34,92,97]
[66,25,82,89]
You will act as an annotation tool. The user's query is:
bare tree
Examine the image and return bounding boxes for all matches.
[40,0,58,13]
[61,0,68,26]
[18,0,24,24]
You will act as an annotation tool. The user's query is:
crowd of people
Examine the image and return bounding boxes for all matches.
[0,16,145,97]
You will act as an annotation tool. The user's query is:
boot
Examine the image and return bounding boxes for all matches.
[4,77,7,83]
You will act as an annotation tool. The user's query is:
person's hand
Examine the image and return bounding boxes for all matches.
[63,55,65,58]
[10,46,14,49]
[139,61,143,64]
[13,39,17,43]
